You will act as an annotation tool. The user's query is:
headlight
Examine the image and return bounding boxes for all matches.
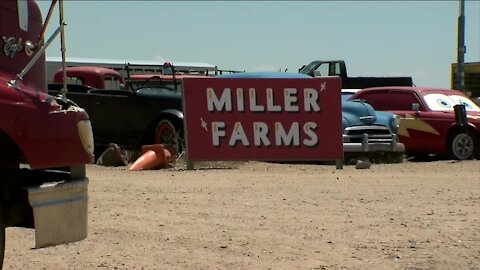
[391,115,400,130]
[77,120,94,155]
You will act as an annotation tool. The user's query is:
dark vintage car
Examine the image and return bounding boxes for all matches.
[48,66,186,157]
[349,86,480,160]
[216,72,405,163]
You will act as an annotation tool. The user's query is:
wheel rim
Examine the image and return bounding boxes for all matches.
[452,133,473,159]
[155,120,179,153]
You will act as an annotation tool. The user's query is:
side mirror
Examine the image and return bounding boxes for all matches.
[312,70,321,77]
[411,103,420,112]
[119,83,125,90]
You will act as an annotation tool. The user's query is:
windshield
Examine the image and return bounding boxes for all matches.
[130,80,180,92]
[423,93,480,112]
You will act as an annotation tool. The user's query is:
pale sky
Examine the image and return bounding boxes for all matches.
[37,1,480,88]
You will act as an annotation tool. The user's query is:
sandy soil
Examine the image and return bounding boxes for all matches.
[3,159,480,270]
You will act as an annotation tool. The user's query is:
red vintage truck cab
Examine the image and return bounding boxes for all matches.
[0,0,93,266]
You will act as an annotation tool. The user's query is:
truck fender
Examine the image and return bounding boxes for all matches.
[138,109,184,147]
[160,109,183,120]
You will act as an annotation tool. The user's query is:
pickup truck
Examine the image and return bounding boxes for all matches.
[48,66,185,158]
[299,60,413,89]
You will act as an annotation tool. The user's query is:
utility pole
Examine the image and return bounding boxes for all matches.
[455,0,465,91]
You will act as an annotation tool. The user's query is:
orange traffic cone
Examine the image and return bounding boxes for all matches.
[128,150,163,171]
[141,144,174,168]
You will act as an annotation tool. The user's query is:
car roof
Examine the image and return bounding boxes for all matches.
[55,66,121,77]
[129,74,209,81]
[358,86,466,96]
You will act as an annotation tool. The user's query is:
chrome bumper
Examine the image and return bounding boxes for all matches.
[343,133,405,153]
[26,166,88,248]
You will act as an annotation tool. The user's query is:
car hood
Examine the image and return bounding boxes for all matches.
[342,99,377,125]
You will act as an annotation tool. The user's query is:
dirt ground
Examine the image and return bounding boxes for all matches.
[3,159,480,270]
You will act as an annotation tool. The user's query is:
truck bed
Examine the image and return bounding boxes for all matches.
[344,76,413,89]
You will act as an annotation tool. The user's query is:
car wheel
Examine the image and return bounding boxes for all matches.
[154,119,181,156]
[448,131,476,160]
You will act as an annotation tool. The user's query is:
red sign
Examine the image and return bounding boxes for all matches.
[182,77,343,161]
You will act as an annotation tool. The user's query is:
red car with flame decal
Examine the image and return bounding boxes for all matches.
[349,86,480,160]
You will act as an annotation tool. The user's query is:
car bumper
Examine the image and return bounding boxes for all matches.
[25,166,89,248]
[343,134,405,153]
[343,142,405,153]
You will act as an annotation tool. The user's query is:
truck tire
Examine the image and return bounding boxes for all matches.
[447,131,477,160]
[154,119,181,156]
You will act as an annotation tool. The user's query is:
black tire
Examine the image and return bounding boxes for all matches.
[447,131,477,160]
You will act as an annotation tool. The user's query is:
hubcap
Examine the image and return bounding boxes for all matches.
[452,133,473,159]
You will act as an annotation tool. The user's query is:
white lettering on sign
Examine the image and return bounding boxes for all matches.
[229,122,249,146]
[254,122,270,146]
[206,86,323,148]
[304,88,320,112]
[236,88,244,111]
[211,121,319,147]
[284,88,298,112]
[212,122,226,146]
[303,122,318,146]
[207,88,232,111]
[249,88,264,112]
[206,87,321,112]
[275,122,299,145]
[266,88,281,112]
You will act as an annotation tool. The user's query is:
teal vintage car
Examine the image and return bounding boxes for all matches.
[217,72,405,163]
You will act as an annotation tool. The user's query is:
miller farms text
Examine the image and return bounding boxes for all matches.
[182,77,343,161]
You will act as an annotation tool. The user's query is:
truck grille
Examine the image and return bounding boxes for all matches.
[343,125,394,143]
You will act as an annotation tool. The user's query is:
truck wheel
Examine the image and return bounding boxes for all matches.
[447,131,476,160]
[154,120,181,156]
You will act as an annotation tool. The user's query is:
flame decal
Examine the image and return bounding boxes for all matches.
[398,114,440,137]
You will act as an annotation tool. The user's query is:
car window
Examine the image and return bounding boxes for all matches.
[103,76,123,90]
[423,93,480,112]
[449,95,480,112]
[389,91,420,111]
[131,80,181,92]
[357,90,389,110]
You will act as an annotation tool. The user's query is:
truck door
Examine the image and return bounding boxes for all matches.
[87,90,138,146]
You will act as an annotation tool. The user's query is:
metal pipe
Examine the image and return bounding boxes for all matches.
[14,26,62,82]
[59,0,68,98]
[36,0,58,47]
[456,0,466,91]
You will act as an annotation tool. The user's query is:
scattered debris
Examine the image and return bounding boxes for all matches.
[355,160,371,169]
[96,143,127,167]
